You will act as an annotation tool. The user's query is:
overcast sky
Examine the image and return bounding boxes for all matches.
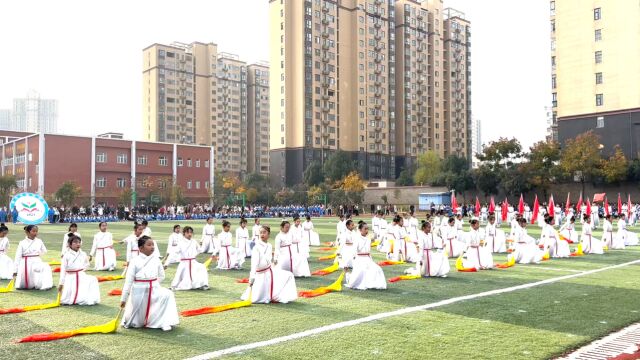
[0,0,550,150]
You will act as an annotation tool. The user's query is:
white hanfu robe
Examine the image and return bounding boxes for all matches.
[121,254,179,330]
[484,222,506,253]
[61,232,82,256]
[347,234,386,290]
[391,225,420,263]
[252,224,261,243]
[216,231,244,270]
[124,233,140,262]
[416,231,450,277]
[581,224,603,254]
[442,224,465,258]
[622,219,639,246]
[302,220,320,246]
[90,231,117,271]
[559,221,579,243]
[338,230,356,268]
[291,224,309,258]
[512,227,544,264]
[541,224,570,258]
[601,220,615,248]
[59,249,100,305]
[612,219,628,249]
[241,240,297,304]
[274,231,310,277]
[464,229,493,270]
[236,226,251,259]
[0,237,13,279]
[201,223,217,254]
[14,237,53,290]
[164,233,183,265]
[170,239,208,290]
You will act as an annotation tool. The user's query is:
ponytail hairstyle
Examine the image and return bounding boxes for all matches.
[261,225,271,234]
[358,221,368,230]
[280,221,290,229]
[68,222,78,232]
[545,216,554,225]
[67,233,82,246]
[24,224,38,233]
[421,220,431,230]
[393,215,402,224]
[0,223,8,234]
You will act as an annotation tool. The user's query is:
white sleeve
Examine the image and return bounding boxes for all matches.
[59,255,67,285]
[90,234,98,257]
[249,246,259,281]
[273,235,280,261]
[14,241,22,273]
[120,260,136,302]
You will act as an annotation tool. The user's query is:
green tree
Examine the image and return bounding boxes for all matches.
[526,141,561,198]
[244,173,270,189]
[413,151,441,185]
[396,165,415,186]
[118,188,133,207]
[303,161,324,187]
[170,185,187,205]
[323,151,357,183]
[476,137,523,171]
[473,165,499,196]
[439,155,474,195]
[0,175,17,206]
[502,164,533,197]
[628,158,640,182]
[559,130,602,194]
[601,145,628,184]
[55,181,82,207]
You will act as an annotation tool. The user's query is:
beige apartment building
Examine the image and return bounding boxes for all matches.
[143,42,269,176]
[270,0,471,186]
[552,0,640,158]
[247,63,271,175]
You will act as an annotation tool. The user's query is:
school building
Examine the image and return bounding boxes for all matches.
[0,131,215,205]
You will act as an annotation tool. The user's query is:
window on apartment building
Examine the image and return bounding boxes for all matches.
[96,177,106,188]
[594,7,601,20]
[117,153,128,164]
[552,92,557,107]
[195,181,200,189]
[205,181,209,189]
[595,72,603,84]
[204,160,209,168]
[117,178,126,188]
[595,51,602,64]
[551,75,556,89]
[137,155,147,165]
[187,158,192,167]
[158,156,168,166]
[596,94,604,106]
[96,152,106,163]
[195,159,200,168]
[187,181,192,189]
[595,29,602,42]
[596,116,605,128]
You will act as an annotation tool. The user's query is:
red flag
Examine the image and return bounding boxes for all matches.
[548,195,555,217]
[604,197,610,216]
[489,196,496,213]
[618,193,622,215]
[565,193,571,215]
[586,199,591,217]
[593,193,606,203]
[627,194,632,219]
[451,193,458,213]
[518,194,524,215]
[501,199,508,222]
[531,195,539,224]
[576,193,583,215]
[475,197,481,216]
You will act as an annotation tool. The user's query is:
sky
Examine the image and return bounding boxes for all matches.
[0,0,550,150]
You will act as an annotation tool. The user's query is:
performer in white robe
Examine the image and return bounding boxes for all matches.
[620,214,639,246]
[414,221,450,277]
[291,217,309,259]
[391,215,420,263]
[601,215,615,249]
[242,225,297,304]
[612,216,627,249]
[61,223,80,257]
[378,216,400,255]
[581,215,603,254]
[274,221,310,277]
[338,220,356,269]
[335,215,346,243]
[120,236,179,331]
[169,226,208,290]
[512,218,544,264]
[140,220,152,238]
[347,221,386,290]
[216,221,244,270]
[164,225,183,265]
[123,224,144,263]
[236,218,251,258]
[13,225,53,290]
[463,219,493,270]
[302,216,320,247]
[59,234,100,305]
[200,217,217,254]
[89,222,116,271]
[541,216,570,258]
[442,217,465,258]
[484,215,506,253]
[0,224,14,279]
[559,217,579,243]
[252,218,262,243]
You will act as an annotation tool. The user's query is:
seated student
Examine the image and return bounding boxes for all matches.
[581,215,603,254]
[601,215,615,249]
[235,218,251,259]
[512,218,544,264]
[164,225,183,265]
[0,224,14,280]
[61,223,81,257]
[120,236,179,331]
[338,220,356,270]
[274,221,310,277]
[169,226,209,291]
[559,216,579,243]
[442,217,465,258]
[216,220,244,270]
[242,225,297,304]
[13,225,53,290]
[463,219,493,270]
[59,234,100,305]
[413,220,450,277]
[540,215,570,258]
[89,222,117,271]
[484,215,506,253]
[347,221,386,290]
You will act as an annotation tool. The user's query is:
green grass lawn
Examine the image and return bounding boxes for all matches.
[1,217,639,360]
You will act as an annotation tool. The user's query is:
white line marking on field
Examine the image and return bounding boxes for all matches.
[186,259,640,360]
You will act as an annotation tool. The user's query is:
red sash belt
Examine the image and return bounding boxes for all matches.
[181,258,195,281]
[66,268,84,304]
[22,254,39,289]
[221,245,231,269]
[97,246,112,266]
[423,248,431,276]
[134,278,157,327]
[256,266,273,301]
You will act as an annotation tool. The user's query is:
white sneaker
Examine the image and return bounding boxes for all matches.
[161,326,172,331]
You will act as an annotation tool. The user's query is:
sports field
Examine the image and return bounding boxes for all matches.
[1,217,639,360]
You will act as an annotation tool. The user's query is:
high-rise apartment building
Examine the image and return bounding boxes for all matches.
[143,42,269,176]
[552,0,640,158]
[270,0,471,186]
[471,117,481,168]
[1,91,58,133]
[247,63,271,175]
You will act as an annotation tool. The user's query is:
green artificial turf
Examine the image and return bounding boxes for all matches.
[0,218,638,360]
